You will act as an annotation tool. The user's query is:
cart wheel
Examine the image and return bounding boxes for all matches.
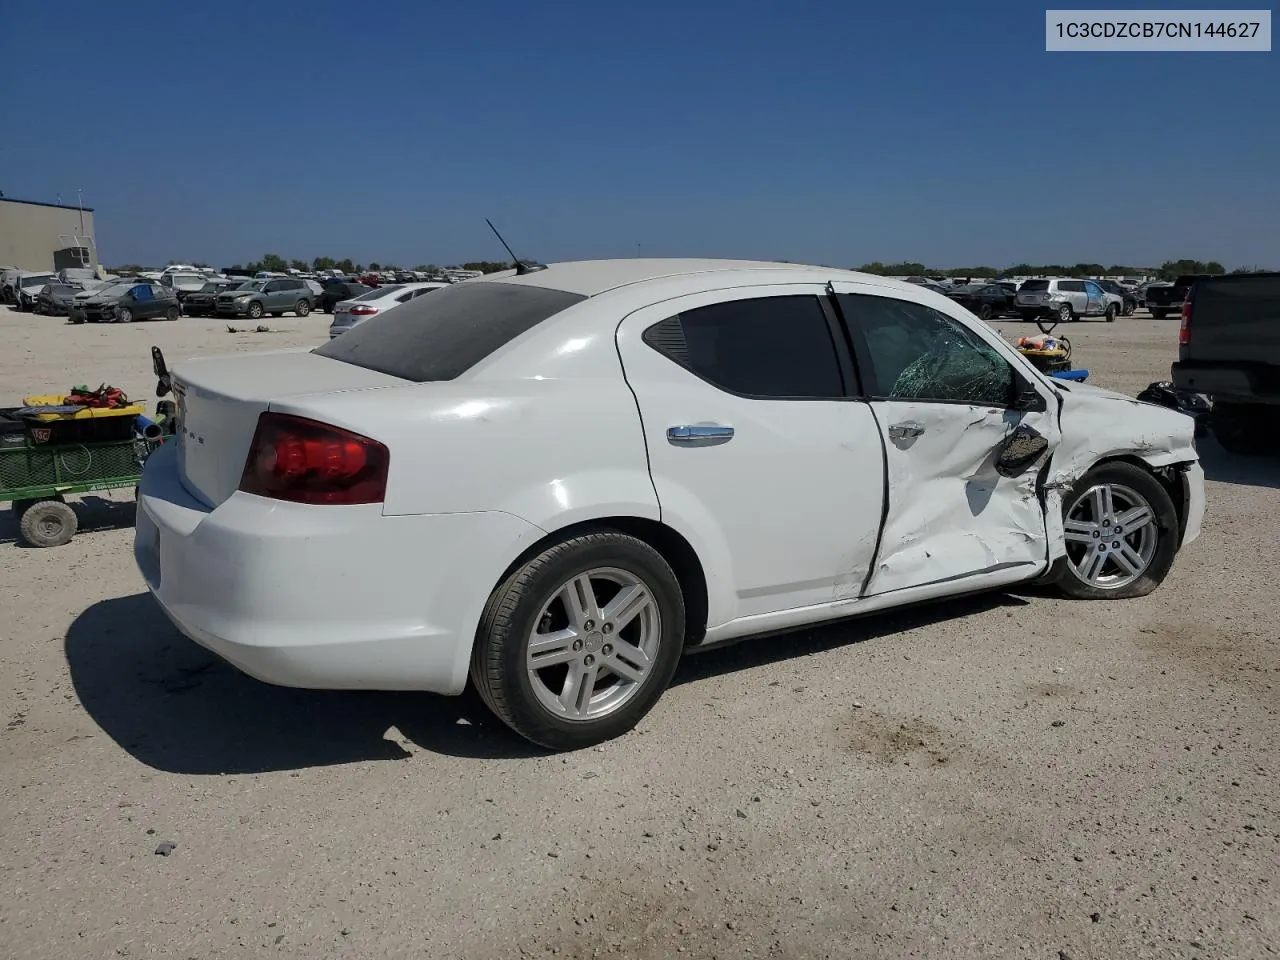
[19,500,78,548]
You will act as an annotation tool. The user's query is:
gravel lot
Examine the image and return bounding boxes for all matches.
[1,306,1276,960]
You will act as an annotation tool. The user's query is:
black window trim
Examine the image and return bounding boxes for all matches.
[640,291,859,403]
[831,290,1041,412]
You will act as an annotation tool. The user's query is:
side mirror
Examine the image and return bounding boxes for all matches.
[996,426,1049,477]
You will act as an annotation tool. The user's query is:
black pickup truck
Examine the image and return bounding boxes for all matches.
[1172,273,1280,455]
[1146,274,1210,318]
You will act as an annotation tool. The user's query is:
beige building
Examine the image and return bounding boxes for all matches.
[0,197,98,272]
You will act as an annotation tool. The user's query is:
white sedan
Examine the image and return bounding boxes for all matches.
[136,259,1205,751]
[328,281,448,338]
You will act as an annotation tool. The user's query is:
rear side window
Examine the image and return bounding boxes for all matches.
[314,281,586,382]
[1059,280,1086,293]
[1020,280,1049,292]
[643,295,845,399]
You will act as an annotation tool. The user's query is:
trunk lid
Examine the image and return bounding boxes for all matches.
[171,348,406,507]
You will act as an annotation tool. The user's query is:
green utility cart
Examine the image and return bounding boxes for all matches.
[1,391,173,547]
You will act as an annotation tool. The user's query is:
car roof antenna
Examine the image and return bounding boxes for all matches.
[486,219,547,275]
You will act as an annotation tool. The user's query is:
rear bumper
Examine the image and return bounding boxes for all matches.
[1172,362,1280,404]
[134,442,545,694]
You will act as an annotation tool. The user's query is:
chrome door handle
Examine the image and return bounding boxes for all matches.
[888,421,925,441]
[667,424,734,445]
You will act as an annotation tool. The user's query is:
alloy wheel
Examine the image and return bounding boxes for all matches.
[525,567,662,722]
[1063,483,1159,589]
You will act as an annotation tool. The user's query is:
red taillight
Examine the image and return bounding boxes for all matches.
[349,305,379,316]
[238,413,388,505]
[1179,299,1192,344]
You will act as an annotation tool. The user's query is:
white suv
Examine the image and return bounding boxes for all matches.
[1016,279,1123,328]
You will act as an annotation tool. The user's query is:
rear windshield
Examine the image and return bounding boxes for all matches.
[1020,280,1050,291]
[314,280,587,381]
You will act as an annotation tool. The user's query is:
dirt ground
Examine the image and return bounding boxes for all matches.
[0,306,1276,960]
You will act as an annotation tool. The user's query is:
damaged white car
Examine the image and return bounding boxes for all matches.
[135,260,1205,750]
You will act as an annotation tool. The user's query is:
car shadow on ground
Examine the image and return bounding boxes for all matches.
[67,590,1026,774]
[0,495,136,547]
[65,593,547,772]
[1197,440,1280,490]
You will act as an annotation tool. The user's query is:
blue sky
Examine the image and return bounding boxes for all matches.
[3,0,1275,269]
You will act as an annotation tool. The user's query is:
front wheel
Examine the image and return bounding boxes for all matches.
[246,301,264,320]
[470,531,686,751]
[116,307,133,323]
[166,305,179,321]
[1051,462,1178,600]
[1105,303,1118,322]
[1122,300,1136,317]
[295,300,311,317]
[1151,308,1168,319]
[978,303,993,321]
[1019,311,1039,323]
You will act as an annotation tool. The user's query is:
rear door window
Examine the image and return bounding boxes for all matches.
[642,295,846,399]
[314,281,586,381]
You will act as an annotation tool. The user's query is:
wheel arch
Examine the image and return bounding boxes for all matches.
[487,516,710,649]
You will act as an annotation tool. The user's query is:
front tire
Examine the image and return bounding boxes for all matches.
[470,531,686,751]
[166,305,179,321]
[246,301,264,320]
[1051,462,1178,600]
[1151,308,1168,319]
[1105,303,1118,322]
[116,307,133,323]
[978,303,994,321]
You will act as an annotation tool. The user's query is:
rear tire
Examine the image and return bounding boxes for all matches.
[978,303,993,321]
[1212,403,1278,456]
[19,499,78,548]
[1020,311,1039,323]
[1050,461,1178,600]
[1059,303,1075,325]
[470,531,686,751]
[1122,300,1136,316]
[1151,308,1168,319]
[295,300,311,317]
